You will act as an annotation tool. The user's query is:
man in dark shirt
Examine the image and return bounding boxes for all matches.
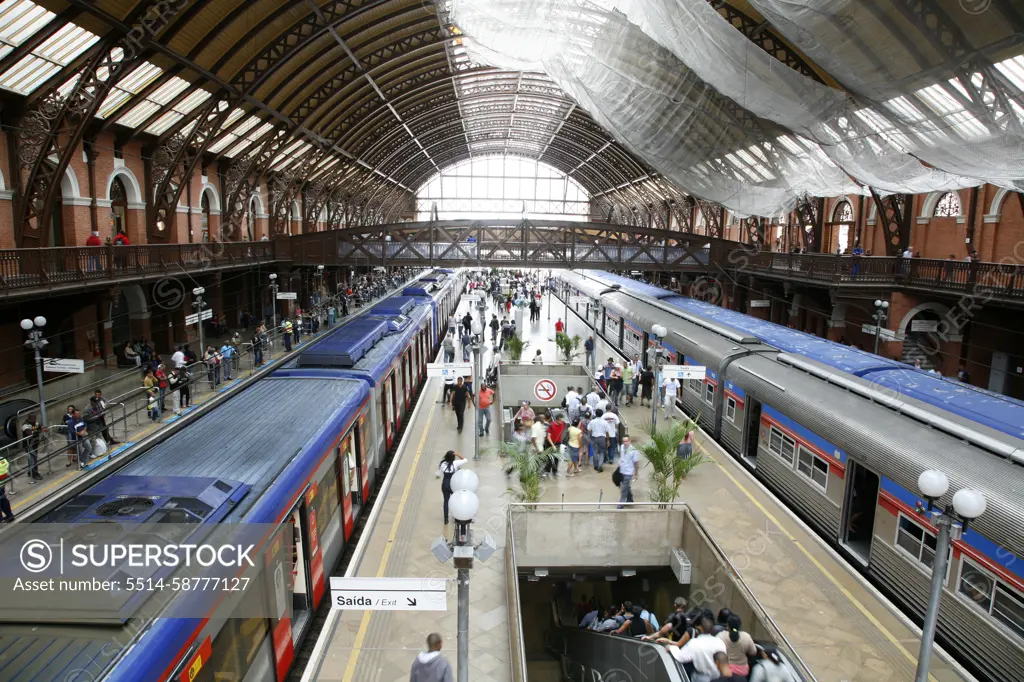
[449,377,474,434]
[72,409,91,469]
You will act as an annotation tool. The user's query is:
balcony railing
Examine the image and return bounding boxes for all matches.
[0,241,277,293]
[739,251,1024,299]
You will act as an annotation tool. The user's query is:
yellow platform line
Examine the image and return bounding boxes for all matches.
[712,456,937,681]
[342,397,438,682]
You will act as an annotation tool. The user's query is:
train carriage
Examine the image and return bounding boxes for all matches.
[553,269,1024,682]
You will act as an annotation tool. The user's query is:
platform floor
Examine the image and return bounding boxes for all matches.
[312,286,969,682]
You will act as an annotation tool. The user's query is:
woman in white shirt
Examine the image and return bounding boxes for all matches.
[436,450,466,525]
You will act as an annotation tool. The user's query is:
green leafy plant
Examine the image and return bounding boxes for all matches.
[635,418,705,505]
[552,332,582,363]
[505,332,529,362]
[495,441,565,504]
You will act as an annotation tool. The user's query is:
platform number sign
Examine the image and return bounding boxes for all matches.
[534,379,557,403]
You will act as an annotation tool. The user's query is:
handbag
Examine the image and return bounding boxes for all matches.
[611,467,623,487]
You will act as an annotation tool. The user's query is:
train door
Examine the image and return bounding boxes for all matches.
[402,351,411,409]
[357,414,370,501]
[288,504,313,641]
[265,523,296,681]
[841,461,879,564]
[743,398,762,467]
[382,373,396,448]
[339,431,362,537]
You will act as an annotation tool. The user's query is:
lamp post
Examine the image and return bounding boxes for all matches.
[914,470,986,682]
[20,317,48,429]
[269,273,279,331]
[547,269,552,321]
[192,287,206,354]
[430,469,496,682]
[649,323,667,430]
[872,299,889,355]
[471,320,484,461]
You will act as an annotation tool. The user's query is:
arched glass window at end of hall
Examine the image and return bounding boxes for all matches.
[832,201,853,223]
[416,156,590,221]
[934,192,961,218]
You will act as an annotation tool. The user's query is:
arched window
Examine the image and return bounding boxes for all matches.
[110,177,128,239]
[201,191,211,243]
[934,192,961,218]
[832,201,853,223]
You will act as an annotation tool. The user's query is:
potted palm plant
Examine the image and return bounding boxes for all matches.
[635,418,705,506]
[553,332,581,364]
[505,332,529,362]
[494,441,565,505]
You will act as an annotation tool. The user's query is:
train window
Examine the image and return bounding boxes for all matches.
[958,558,1024,639]
[796,446,828,492]
[341,435,359,507]
[725,397,736,423]
[688,379,701,394]
[767,427,795,464]
[895,514,951,581]
[704,383,715,405]
[317,460,341,535]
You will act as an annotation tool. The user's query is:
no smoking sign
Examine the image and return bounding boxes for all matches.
[534,379,557,402]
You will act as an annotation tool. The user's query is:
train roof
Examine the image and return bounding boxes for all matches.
[291,296,433,382]
[578,271,1024,440]
[121,376,369,520]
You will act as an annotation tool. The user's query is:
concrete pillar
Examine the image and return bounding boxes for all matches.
[97,290,117,366]
[129,312,152,346]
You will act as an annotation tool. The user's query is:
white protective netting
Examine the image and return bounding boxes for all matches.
[449,0,1024,217]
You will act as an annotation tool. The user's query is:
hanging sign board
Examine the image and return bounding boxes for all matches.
[42,358,85,374]
[427,363,473,378]
[185,309,213,326]
[660,365,707,380]
[911,320,939,333]
[276,292,298,300]
[749,300,771,308]
[330,577,447,611]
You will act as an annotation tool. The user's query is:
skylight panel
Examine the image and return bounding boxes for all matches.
[0,1,52,60]
[97,62,162,118]
[0,19,98,94]
[884,96,927,123]
[995,54,1024,91]
[145,88,211,135]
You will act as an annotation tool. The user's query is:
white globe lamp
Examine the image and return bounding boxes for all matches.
[652,324,667,339]
[952,489,986,520]
[451,469,479,494]
[20,319,33,331]
[917,470,949,500]
[449,490,479,522]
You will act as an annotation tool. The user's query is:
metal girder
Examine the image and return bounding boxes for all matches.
[696,199,724,239]
[149,98,235,241]
[220,129,294,240]
[744,216,767,248]
[14,1,180,247]
[713,2,823,82]
[795,195,824,252]
[869,190,912,256]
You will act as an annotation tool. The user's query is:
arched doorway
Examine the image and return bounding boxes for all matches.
[829,201,854,254]
[110,177,128,242]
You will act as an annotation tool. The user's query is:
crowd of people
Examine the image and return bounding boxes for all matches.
[578,596,796,682]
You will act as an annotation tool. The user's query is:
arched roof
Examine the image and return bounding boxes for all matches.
[0,0,836,214]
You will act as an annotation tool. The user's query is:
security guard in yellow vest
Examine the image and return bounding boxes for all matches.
[282,318,293,352]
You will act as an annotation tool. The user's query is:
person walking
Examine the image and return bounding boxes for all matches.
[587,409,609,472]
[435,451,467,525]
[555,317,565,335]
[63,405,78,468]
[443,332,455,363]
[409,632,454,682]
[489,314,499,345]
[72,408,91,469]
[546,412,566,477]
[449,376,474,433]
[609,364,624,406]
[622,361,636,407]
[584,336,595,368]
[21,413,43,482]
[179,366,192,408]
[477,382,495,437]
[662,375,680,420]
[460,327,472,362]
[462,311,473,336]
[616,436,640,508]
[168,368,182,414]
[566,418,583,476]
